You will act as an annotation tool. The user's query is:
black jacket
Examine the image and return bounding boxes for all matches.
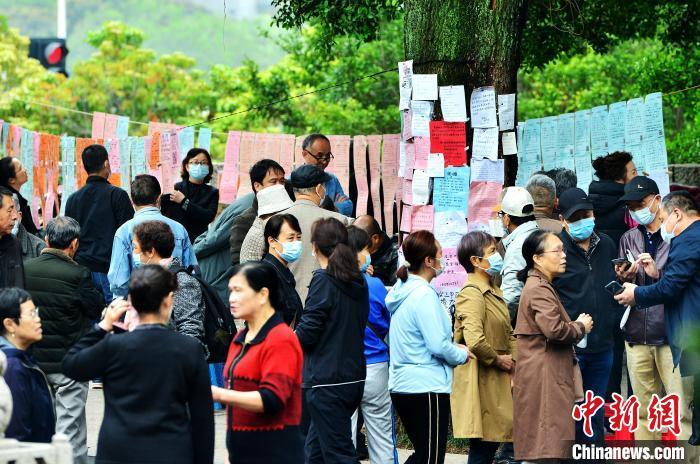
[63,324,215,464]
[262,253,303,326]
[161,180,219,243]
[554,231,623,354]
[588,180,629,248]
[65,176,134,273]
[0,234,25,288]
[24,249,105,374]
[371,233,398,287]
[230,199,257,265]
[7,186,39,235]
[296,269,369,388]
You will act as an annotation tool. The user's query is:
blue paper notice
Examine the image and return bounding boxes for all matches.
[116,116,130,139]
[643,92,667,173]
[179,127,195,156]
[433,166,470,215]
[574,110,593,191]
[556,113,575,171]
[131,137,147,176]
[590,105,609,159]
[540,116,558,170]
[197,127,212,151]
[608,101,627,153]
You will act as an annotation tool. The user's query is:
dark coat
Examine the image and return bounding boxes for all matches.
[588,180,630,248]
[229,200,257,266]
[17,223,46,261]
[370,233,398,286]
[161,180,219,243]
[65,176,134,273]
[24,249,105,374]
[296,269,369,388]
[0,234,25,288]
[1,337,55,443]
[554,231,623,354]
[62,325,215,464]
[262,253,303,327]
[7,186,38,235]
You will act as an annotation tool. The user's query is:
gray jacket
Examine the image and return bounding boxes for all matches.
[17,224,46,261]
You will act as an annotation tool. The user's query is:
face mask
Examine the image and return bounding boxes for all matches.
[133,252,142,268]
[478,253,503,276]
[189,164,209,181]
[660,214,679,244]
[276,240,302,263]
[567,217,595,241]
[316,186,327,205]
[10,220,19,236]
[430,257,445,278]
[629,197,659,226]
[360,254,372,273]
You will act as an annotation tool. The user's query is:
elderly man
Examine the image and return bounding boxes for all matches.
[526,173,563,234]
[0,187,23,288]
[353,215,398,286]
[24,216,104,464]
[301,133,353,216]
[615,190,700,445]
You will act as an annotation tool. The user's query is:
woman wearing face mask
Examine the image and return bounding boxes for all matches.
[386,230,471,464]
[451,231,515,464]
[63,266,215,464]
[162,148,219,243]
[262,214,304,327]
[346,226,396,464]
[212,262,304,464]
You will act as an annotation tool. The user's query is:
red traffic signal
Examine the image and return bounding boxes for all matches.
[29,38,69,75]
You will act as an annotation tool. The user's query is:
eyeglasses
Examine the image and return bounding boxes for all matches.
[20,307,40,320]
[304,150,334,163]
[497,211,505,218]
[188,161,209,166]
[539,247,565,256]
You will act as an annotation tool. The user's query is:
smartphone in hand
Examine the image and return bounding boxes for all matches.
[605,280,625,295]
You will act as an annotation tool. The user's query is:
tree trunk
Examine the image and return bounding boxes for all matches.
[404,0,528,185]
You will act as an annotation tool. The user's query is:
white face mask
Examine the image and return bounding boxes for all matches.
[10,219,19,236]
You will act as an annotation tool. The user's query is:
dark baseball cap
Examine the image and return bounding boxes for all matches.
[618,176,660,202]
[559,187,594,220]
[290,164,332,189]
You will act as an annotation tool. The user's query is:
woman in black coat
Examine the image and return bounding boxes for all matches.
[63,265,214,464]
[161,148,219,242]
[0,157,39,235]
[261,213,304,327]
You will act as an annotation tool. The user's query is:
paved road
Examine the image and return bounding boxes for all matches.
[85,389,466,463]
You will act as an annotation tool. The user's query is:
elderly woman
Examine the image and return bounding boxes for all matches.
[0,157,38,235]
[0,287,54,443]
[452,231,515,464]
[512,230,593,463]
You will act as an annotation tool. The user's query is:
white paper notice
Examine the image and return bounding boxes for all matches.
[411,169,431,205]
[472,127,499,160]
[412,74,438,101]
[470,86,498,128]
[502,132,517,155]
[434,211,469,248]
[498,94,515,131]
[398,60,413,111]
[427,153,445,177]
[410,100,432,138]
[439,86,468,122]
[471,158,504,184]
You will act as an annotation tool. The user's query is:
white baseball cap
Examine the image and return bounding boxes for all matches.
[496,186,535,217]
[256,184,294,216]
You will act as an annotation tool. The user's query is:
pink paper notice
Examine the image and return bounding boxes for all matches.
[400,205,412,232]
[434,247,467,288]
[367,135,382,216]
[108,139,121,171]
[413,136,430,169]
[353,135,369,216]
[279,134,296,173]
[411,205,434,232]
[103,114,119,140]
[237,132,257,197]
[381,134,400,234]
[91,112,106,139]
[467,181,502,230]
[220,131,241,203]
[327,135,351,195]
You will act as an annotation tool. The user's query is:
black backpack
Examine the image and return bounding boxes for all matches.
[171,265,236,363]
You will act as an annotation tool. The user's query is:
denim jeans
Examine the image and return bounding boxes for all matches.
[576,349,614,444]
[91,272,113,303]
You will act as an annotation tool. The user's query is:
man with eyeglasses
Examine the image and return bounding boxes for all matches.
[24,216,104,464]
[301,133,353,216]
[553,187,622,446]
[0,186,24,288]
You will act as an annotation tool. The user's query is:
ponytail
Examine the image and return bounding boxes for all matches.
[327,243,363,283]
[396,264,409,282]
[311,218,363,283]
[517,229,550,283]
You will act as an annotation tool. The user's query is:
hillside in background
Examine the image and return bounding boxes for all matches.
[1,0,285,71]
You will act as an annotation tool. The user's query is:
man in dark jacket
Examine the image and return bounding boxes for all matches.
[12,196,46,261]
[354,215,398,286]
[616,190,700,445]
[24,216,104,464]
[65,144,134,302]
[0,187,24,288]
[553,188,623,445]
[615,177,691,441]
[230,159,286,266]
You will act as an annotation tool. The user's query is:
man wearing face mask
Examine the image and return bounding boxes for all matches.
[613,176,692,443]
[615,191,700,446]
[282,164,351,302]
[553,187,622,445]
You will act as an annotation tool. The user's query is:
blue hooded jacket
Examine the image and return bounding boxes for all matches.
[386,274,467,394]
[363,274,390,365]
[0,336,55,443]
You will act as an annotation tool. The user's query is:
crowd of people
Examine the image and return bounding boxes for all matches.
[0,137,698,464]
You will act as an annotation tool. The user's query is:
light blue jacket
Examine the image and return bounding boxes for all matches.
[324,172,353,216]
[108,206,197,298]
[386,274,467,394]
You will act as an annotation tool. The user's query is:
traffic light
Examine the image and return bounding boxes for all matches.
[29,38,69,76]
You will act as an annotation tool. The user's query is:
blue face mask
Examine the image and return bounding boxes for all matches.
[188,164,209,181]
[660,215,679,244]
[567,217,595,241]
[360,253,372,273]
[133,252,142,268]
[478,253,503,276]
[276,240,302,263]
[629,196,659,226]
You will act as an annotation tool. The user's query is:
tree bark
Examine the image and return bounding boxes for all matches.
[404,0,528,185]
